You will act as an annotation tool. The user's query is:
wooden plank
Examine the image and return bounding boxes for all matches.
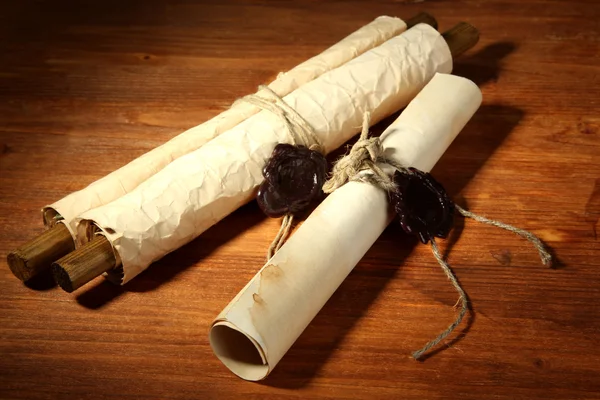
[0,1,599,399]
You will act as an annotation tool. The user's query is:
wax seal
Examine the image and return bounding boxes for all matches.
[390,168,455,243]
[257,144,327,218]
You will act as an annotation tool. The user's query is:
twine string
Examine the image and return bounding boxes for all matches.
[266,214,294,261]
[236,86,321,260]
[456,204,552,266]
[323,112,405,194]
[235,85,322,152]
[412,237,469,360]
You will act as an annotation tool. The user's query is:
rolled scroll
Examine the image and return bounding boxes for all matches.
[42,15,412,235]
[72,24,454,286]
[209,73,483,380]
[8,15,419,282]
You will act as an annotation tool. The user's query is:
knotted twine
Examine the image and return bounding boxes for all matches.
[235,85,323,260]
[325,111,552,359]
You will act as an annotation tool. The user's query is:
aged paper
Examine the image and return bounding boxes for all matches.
[43,16,408,237]
[210,73,482,380]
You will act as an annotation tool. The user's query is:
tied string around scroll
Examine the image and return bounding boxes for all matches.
[235,85,325,260]
[324,112,552,359]
[239,85,552,358]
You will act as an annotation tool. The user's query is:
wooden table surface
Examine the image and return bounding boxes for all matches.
[1,1,599,399]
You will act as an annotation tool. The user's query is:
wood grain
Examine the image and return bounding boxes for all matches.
[1,1,599,399]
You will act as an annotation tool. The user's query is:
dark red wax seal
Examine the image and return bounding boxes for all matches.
[390,168,455,244]
[257,144,328,218]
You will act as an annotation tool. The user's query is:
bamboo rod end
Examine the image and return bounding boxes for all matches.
[51,235,116,293]
[406,12,438,30]
[52,263,74,293]
[7,250,30,281]
[7,224,75,282]
[443,22,480,58]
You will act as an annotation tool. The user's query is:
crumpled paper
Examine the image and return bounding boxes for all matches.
[77,24,453,284]
[210,73,483,381]
[42,16,408,238]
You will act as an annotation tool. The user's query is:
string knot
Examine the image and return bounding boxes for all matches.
[323,137,383,192]
[323,112,402,194]
[354,135,384,162]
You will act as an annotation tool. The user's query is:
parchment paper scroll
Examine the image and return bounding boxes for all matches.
[43,16,408,237]
[209,73,482,380]
[77,24,453,284]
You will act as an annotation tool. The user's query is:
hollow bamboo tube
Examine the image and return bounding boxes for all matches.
[6,12,436,285]
[51,22,479,293]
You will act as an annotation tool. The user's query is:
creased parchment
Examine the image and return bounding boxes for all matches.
[209,73,482,381]
[77,24,453,284]
[42,16,408,237]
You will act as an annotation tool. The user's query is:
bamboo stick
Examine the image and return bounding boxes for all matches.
[49,22,480,293]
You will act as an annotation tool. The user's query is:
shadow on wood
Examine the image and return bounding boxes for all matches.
[75,202,266,309]
[452,42,517,86]
[23,267,56,291]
